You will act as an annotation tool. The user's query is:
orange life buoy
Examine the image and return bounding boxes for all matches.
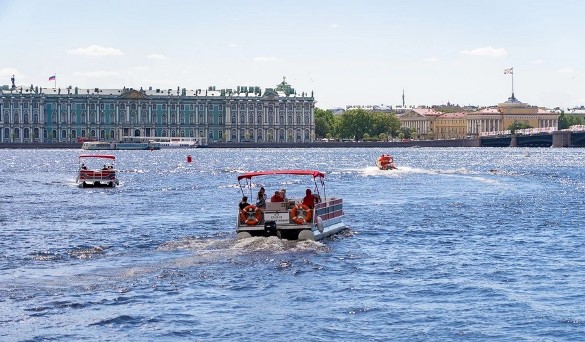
[240,205,262,226]
[290,204,312,224]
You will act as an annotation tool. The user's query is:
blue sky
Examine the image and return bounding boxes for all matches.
[1,0,583,109]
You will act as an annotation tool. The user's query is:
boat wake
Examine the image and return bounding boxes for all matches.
[360,165,508,178]
[158,235,331,255]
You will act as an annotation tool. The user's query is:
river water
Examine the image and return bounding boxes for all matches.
[1,147,584,341]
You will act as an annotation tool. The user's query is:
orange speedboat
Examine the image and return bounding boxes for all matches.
[376,154,397,170]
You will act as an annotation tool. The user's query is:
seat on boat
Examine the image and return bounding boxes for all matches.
[266,202,287,212]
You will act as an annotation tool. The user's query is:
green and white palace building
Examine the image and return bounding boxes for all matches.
[0,76,316,144]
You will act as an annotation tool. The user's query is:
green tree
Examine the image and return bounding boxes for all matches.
[371,112,401,137]
[398,126,412,139]
[338,109,373,141]
[508,121,532,134]
[314,108,334,138]
[558,111,583,129]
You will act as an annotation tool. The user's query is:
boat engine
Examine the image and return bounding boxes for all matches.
[264,221,277,237]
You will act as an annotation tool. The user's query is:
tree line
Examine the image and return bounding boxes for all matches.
[315,108,406,141]
[316,108,583,141]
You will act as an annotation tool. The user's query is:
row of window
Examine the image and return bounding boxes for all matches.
[1,102,223,111]
[2,101,313,112]
[3,112,313,126]
[2,127,312,142]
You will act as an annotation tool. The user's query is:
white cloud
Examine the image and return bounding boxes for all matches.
[558,67,575,73]
[67,44,124,56]
[147,54,168,60]
[530,59,544,64]
[254,56,278,62]
[331,24,339,29]
[460,46,508,57]
[422,57,439,62]
[73,71,120,77]
[229,43,238,48]
[132,66,149,71]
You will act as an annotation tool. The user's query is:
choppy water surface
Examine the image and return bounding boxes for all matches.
[1,147,584,341]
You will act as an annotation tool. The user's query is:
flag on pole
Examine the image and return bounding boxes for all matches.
[504,68,513,74]
[48,75,56,81]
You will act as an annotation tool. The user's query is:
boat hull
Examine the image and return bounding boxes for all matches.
[82,142,161,150]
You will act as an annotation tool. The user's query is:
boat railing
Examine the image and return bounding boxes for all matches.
[78,169,116,180]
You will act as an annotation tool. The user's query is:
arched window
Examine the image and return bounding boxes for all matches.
[61,129,67,140]
[257,129,263,141]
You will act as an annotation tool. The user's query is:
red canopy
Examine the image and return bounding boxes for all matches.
[79,155,116,160]
[237,169,325,181]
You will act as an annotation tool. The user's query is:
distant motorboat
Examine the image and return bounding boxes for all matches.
[376,154,397,170]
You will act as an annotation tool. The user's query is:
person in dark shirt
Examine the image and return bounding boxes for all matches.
[256,187,266,209]
[239,196,250,210]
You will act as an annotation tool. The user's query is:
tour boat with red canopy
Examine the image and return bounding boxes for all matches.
[376,154,397,170]
[236,169,345,241]
[76,154,119,188]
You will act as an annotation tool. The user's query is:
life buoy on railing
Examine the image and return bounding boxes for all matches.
[291,204,312,224]
[240,205,262,226]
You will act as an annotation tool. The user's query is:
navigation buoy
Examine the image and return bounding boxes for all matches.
[187,155,192,163]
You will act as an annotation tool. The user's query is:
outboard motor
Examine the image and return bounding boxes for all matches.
[264,221,277,237]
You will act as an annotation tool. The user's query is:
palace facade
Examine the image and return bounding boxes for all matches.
[398,96,558,139]
[0,77,316,144]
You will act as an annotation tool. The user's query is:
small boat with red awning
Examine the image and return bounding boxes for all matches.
[76,154,119,188]
[236,170,345,241]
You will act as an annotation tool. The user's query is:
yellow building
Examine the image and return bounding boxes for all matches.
[434,112,467,140]
[467,96,557,136]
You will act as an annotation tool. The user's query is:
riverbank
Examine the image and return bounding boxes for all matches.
[0,139,479,149]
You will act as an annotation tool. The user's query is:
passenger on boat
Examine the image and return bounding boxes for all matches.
[302,189,319,209]
[270,190,284,202]
[81,163,88,170]
[239,196,250,210]
[102,165,108,171]
[256,187,266,209]
[280,189,287,200]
